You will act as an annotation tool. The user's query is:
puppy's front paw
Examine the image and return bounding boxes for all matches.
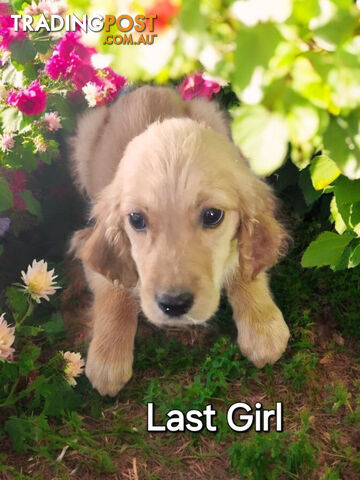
[85,343,133,397]
[237,307,290,368]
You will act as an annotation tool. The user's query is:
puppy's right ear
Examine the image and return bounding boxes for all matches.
[70,221,137,289]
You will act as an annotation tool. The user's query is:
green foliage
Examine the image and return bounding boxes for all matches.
[301,231,354,268]
[88,0,360,271]
[228,428,317,479]
[282,351,318,392]
[9,39,37,65]
[0,177,13,210]
[326,382,353,413]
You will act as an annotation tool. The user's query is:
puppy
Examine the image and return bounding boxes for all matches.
[69,86,290,396]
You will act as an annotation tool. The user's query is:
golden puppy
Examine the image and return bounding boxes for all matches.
[69,86,290,396]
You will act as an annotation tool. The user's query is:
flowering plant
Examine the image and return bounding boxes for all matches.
[0,257,86,455]
[0,1,126,256]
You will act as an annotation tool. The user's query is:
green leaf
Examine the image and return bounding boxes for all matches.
[43,378,82,416]
[20,141,38,171]
[6,286,28,319]
[9,39,37,65]
[233,23,282,92]
[232,105,289,176]
[291,57,331,110]
[31,34,51,54]
[334,238,360,270]
[334,176,360,204]
[180,0,205,33]
[313,6,357,51]
[301,231,353,268]
[287,104,320,144]
[1,108,23,132]
[5,415,50,453]
[10,0,26,10]
[5,417,32,452]
[310,154,341,190]
[328,43,360,109]
[0,245,3,256]
[22,63,37,82]
[299,168,322,206]
[18,344,41,376]
[330,196,347,234]
[20,325,44,337]
[336,202,360,236]
[1,64,23,87]
[323,116,360,180]
[19,190,42,219]
[43,313,65,343]
[0,177,13,211]
[347,242,360,268]
[292,0,320,24]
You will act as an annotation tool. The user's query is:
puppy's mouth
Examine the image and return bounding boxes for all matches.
[147,313,207,328]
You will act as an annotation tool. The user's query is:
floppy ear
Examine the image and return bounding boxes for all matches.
[238,188,288,282]
[70,218,138,289]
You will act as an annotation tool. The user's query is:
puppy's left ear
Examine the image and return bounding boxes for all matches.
[238,186,288,282]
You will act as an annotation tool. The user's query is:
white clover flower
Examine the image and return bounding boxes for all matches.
[0,313,15,361]
[21,259,60,303]
[82,82,99,108]
[44,112,62,132]
[61,351,85,386]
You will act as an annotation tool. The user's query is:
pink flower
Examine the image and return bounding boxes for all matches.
[71,63,97,90]
[44,31,126,103]
[44,55,68,81]
[7,81,47,116]
[34,135,47,153]
[82,69,126,107]
[61,351,85,386]
[0,11,26,50]
[179,72,221,101]
[0,132,14,152]
[0,4,8,15]
[25,0,67,17]
[8,169,26,210]
[57,32,96,62]
[0,49,10,66]
[97,67,126,104]
[9,169,26,193]
[44,112,62,131]
[45,31,97,89]
[0,313,15,361]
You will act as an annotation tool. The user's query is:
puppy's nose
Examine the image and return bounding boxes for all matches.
[155,291,194,317]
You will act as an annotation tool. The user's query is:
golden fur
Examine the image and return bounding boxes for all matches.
[69,86,290,396]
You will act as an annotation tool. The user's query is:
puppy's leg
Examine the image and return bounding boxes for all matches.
[85,270,138,396]
[226,271,289,368]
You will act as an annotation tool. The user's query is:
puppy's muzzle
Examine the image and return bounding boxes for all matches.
[155,291,194,317]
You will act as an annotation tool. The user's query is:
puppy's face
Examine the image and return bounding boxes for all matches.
[85,119,286,327]
[117,120,246,326]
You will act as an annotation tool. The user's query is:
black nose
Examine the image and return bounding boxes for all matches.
[155,291,194,317]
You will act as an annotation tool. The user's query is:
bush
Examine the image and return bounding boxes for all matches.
[77,0,360,270]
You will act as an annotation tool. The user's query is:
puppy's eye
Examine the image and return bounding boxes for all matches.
[129,212,147,231]
[201,208,224,228]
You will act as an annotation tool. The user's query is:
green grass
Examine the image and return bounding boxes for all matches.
[0,217,359,479]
